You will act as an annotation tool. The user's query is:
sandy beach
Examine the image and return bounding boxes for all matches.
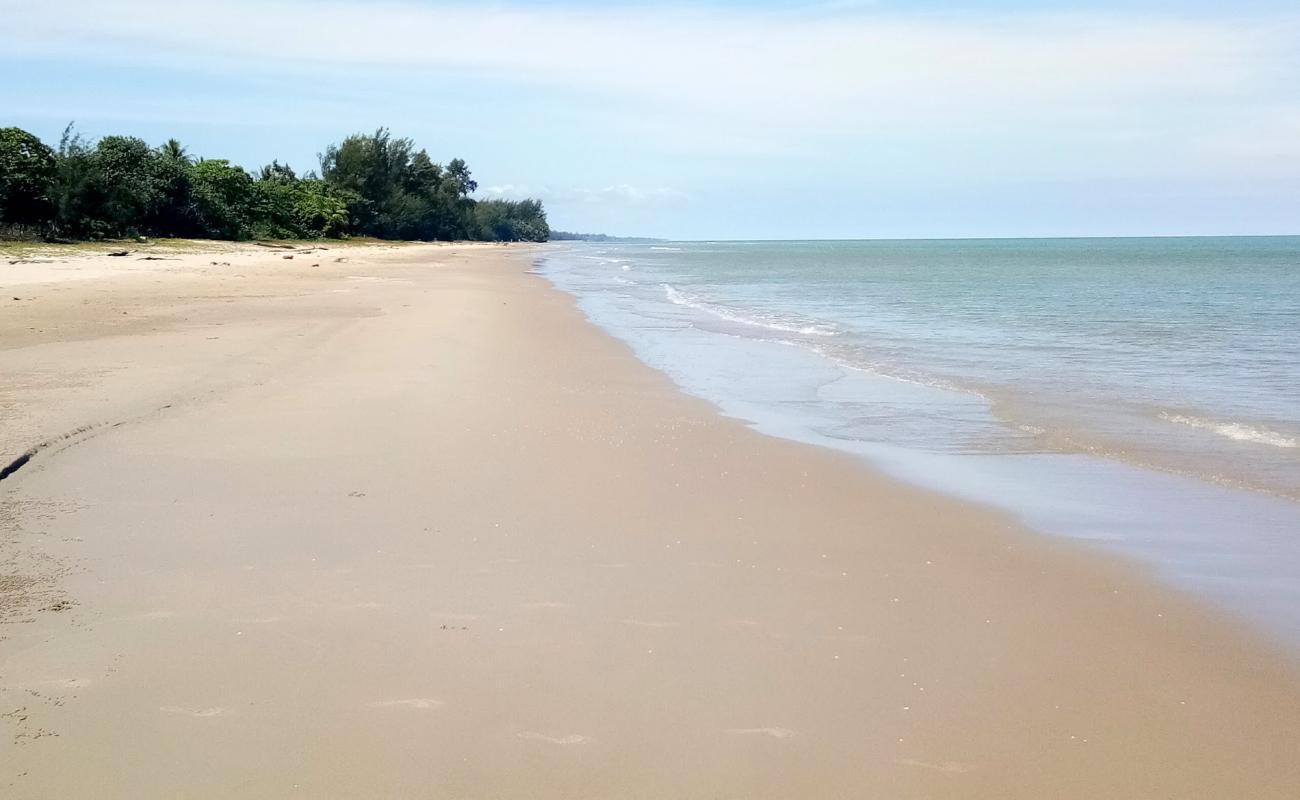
[2,241,1299,798]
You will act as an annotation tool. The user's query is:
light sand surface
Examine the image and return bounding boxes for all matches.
[1,242,1299,797]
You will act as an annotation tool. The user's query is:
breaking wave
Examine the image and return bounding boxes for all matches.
[1159,412,1297,449]
[662,284,839,337]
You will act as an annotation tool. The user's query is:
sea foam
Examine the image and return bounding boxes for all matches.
[1159,412,1297,449]
[662,284,838,337]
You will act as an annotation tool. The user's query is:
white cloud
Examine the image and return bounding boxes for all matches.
[5,1,1297,136]
[6,0,1300,216]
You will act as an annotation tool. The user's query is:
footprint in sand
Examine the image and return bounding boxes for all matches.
[727,727,796,739]
[517,731,592,745]
[366,699,443,710]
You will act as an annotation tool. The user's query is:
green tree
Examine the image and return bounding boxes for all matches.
[251,161,304,238]
[319,129,484,241]
[444,158,477,195]
[0,127,57,232]
[293,179,352,238]
[4,124,545,243]
[150,138,200,236]
[473,198,549,242]
[319,128,410,235]
[405,150,442,196]
[159,138,191,164]
[51,125,108,238]
[257,160,297,183]
[189,159,255,240]
[47,132,173,238]
[90,136,167,235]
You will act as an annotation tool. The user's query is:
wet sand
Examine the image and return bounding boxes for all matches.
[2,242,1299,797]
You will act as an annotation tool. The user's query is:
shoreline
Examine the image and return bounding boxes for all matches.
[540,237,1300,652]
[2,242,1299,797]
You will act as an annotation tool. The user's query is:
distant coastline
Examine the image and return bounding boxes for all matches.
[549,230,665,243]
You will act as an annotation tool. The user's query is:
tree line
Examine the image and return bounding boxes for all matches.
[0,126,549,243]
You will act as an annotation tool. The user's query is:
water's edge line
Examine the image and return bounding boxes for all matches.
[526,252,1299,657]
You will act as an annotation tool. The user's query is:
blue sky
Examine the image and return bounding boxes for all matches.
[3,1,1298,239]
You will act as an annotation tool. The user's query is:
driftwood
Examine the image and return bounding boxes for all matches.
[107,250,130,257]
[255,242,296,250]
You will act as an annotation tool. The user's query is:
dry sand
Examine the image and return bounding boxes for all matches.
[1,241,1298,798]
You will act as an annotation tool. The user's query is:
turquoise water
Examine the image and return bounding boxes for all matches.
[539,237,1300,648]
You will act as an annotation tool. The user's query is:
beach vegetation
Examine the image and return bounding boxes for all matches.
[189,159,256,240]
[0,125,549,243]
[0,127,58,236]
[473,198,550,243]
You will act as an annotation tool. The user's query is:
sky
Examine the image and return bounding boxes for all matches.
[3,1,1298,239]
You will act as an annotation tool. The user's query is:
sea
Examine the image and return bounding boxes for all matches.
[537,237,1300,649]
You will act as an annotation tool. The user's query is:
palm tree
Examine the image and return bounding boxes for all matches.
[159,138,190,164]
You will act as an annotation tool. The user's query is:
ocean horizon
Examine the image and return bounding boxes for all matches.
[668,234,1300,243]
[540,235,1300,648]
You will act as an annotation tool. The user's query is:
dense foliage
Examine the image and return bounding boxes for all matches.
[0,128,57,230]
[474,199,550,244]
[0,126,548,243]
